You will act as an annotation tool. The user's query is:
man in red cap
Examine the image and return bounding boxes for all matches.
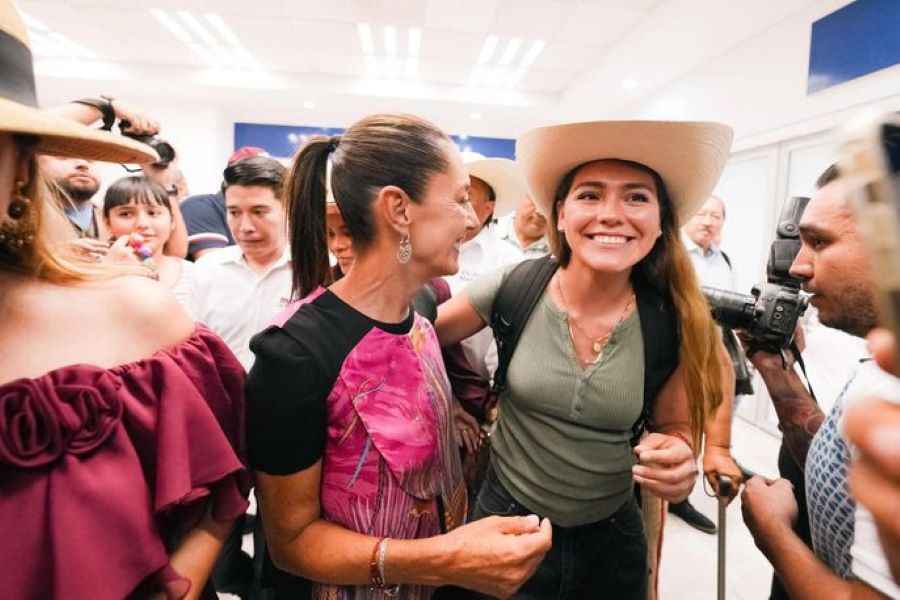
[181,146,269,260]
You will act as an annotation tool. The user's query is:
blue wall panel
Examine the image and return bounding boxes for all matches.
[234,122,516,159]
[808,0,900,93]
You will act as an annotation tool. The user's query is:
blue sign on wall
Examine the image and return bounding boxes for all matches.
[234,122,515,160]
[808,0,900,94]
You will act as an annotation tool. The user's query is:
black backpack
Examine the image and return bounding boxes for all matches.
[489,255,680,443]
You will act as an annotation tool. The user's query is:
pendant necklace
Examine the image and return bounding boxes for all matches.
[556,273,635,362]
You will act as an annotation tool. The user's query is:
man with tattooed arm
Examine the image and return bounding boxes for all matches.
[740,164,899,599]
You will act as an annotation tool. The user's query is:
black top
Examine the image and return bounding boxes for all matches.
[246,289,414,476]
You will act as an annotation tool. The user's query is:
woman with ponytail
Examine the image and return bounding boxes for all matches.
[245,114,551,600]
[436,121,740,599]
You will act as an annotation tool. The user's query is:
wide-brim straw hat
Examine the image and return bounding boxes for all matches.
[0,1,157,163]
[462,152,526,220]
[516,120,733,224]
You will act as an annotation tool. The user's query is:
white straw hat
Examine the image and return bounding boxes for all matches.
[516,120,733,224]
[462,152,526,220]
[0,1,157,163]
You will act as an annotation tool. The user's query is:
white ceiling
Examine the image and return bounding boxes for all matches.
[16,0,829,137]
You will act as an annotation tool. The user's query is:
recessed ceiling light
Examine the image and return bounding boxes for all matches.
[407,27,421,57]
[303,101,316,109]
[189,42,220,67]
[498,38,522,67]
[476,35,499,64]
[233,45,260,69]
[207,43,239,65]
[150,9,194,44]
[383,25,397,56]
[178,11,216,45]
[508,68,526,88]
[204,13,240,46]
[470,112,482,120]
[357,23,374,55]
[519,40,545,69]
[622,78,638,90]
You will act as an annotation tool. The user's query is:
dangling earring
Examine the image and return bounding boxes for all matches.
[396,234,412,264]
[0,181,36,256]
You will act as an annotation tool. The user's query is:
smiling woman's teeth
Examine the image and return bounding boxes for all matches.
[587,235,628,244]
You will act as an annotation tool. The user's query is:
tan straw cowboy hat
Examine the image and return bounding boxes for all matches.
[516,120,733,224]
[0,1,157,163]
[462,152,526,220]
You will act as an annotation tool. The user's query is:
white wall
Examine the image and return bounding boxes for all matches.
[618,0,900,151]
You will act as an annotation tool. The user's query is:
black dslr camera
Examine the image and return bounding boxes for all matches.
[701,196,811,350]
[119,121,176,167]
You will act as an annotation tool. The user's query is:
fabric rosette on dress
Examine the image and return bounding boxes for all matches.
[0,326,251,600]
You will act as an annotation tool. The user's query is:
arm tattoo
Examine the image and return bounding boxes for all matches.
[776,403,825,470]
[759,367,824,471]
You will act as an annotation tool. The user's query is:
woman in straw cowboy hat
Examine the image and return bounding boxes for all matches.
[437,120,741,598]
[0,3,251,599]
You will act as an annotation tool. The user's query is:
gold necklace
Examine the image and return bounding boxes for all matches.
[556,273,636,359]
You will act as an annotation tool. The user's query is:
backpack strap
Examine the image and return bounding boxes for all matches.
[720,249,732,270]
[489,258,680,443]
[632,277,680,444]
[490,255,559,395]
[411,280,440,324]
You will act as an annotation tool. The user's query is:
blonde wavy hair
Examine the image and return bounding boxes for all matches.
[1,135,147,283]
[549,159,723,448]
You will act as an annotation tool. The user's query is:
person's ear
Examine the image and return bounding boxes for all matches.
[376,185,411,236]
[556,200,566,232]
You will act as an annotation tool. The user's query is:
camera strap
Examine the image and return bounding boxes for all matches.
[787,341,818,404]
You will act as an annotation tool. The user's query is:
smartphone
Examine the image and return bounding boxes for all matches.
[838,111,900,342]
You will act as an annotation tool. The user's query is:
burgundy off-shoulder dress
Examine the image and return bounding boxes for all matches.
[0,326,252,600]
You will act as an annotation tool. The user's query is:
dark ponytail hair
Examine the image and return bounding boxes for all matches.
[284,137,333,299]
[284,113,452,299]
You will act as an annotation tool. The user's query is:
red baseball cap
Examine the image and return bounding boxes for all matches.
[227,146,269,166]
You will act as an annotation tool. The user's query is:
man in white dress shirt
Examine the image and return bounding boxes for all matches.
[188,156,292,372]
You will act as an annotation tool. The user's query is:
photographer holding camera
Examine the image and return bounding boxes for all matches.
[738,164,899,599]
